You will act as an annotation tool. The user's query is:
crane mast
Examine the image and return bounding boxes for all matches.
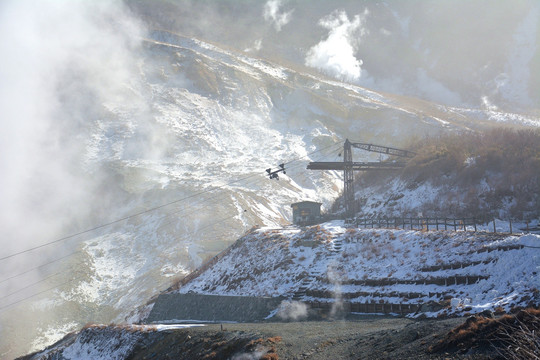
[307,139,415,217]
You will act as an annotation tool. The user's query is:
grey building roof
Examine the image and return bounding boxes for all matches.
[291,201,322,207]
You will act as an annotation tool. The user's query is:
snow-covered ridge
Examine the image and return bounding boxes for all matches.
[175,222,540,317]
[145,30,540,131]
[146,30,291,83]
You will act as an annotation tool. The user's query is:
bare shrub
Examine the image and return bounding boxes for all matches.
[494,309,540,360]
[352,127,540,219]
[429,308,540,359]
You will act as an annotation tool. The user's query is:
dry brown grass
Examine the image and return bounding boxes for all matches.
[202,351,217,359]
[429,308,540,359]
[267,336,282,344]
[261,353,279,360]
[353,127,540,220]
[245,337,281,360]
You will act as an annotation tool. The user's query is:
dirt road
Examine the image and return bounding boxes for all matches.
[156,315,494,359]
[21,315,497,359]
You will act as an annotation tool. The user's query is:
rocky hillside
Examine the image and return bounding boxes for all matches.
[20,221,540,359]
[18,318,477,360]
[129,0,540,112]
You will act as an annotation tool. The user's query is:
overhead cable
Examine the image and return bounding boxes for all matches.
[0,141,341,262]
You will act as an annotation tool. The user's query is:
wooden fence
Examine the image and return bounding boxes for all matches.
[347,217,540,234]
[351,217,478,232]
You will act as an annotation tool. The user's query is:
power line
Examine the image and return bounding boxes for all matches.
[0,275,85,313]
[0,211,246,313]
[82,143,340,237]
[0,139,338,305]
[154,145,343,230]
[0,142,342,303]
[0,250,81,285]
[0,141,341,262]
[0,145,339,289]
[0,271,63,301]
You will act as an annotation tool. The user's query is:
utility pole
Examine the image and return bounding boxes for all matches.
[343,139,354,217]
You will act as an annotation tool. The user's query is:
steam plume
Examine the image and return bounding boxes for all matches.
[0,0,145,356]
[277,300,308,321]
[327,263,344,318]
[263,0,294,32]
[305,9,368,82]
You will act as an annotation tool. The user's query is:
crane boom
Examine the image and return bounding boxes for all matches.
[307,161,406,171]
[307,139,415,217]
[350,142,415,158]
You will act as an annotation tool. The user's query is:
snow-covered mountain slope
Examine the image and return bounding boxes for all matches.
[2,22,540,360]
[0,26,466,357]
[173,222,540,318]
[129,1,540,112]
[146,30,540,133]
[352,177,539,221]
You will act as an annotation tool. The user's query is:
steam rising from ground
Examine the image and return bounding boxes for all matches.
[276,300,308,321]
[497,5,539,107]
[232,349,267,360]
[327,263,345,318]
[305,9,368,83]
[129,0,540,110]
[0,0,145,356]
[0,0,144,253]
[1,0,539,357]
[263,0,294,32]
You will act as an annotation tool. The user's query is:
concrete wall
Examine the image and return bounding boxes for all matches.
[146,293,284,323]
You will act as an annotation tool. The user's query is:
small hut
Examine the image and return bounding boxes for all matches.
[291,201,322,225]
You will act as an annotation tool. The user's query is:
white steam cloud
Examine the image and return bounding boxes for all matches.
[263,0,294,32]
[276,300,308,321]
[232,349,268,360]
[305,9,368,82]
[497,5,539,106]
[244,39,263,53]
[327,263,344,318]
[0,0,145,356]
[0,0,144,253]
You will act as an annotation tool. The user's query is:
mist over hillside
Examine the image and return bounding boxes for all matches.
[1,0,539,358]
[128,0,540,111]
